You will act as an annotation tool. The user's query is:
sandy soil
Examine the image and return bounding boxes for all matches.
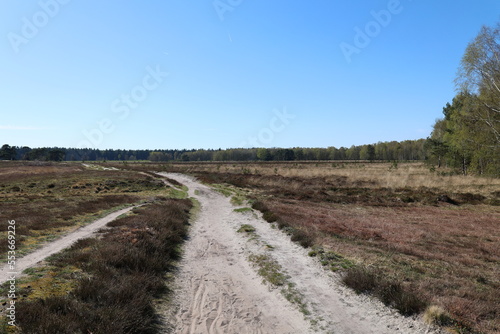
[0,206,137,285]
[162,173,441,334]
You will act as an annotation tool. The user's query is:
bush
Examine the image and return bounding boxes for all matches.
[342,266,378,294]
[290,229,314,248]
[251,200,269,212]
[342,266,427,316]
[377,281,427,315]
[262,211,278,223]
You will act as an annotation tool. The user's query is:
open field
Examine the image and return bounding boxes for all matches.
[105,160,500,196]
[0,161,174,257]
[1,160,498,333]
[163,161,500,196]
[0,161,193,332]
[111,161,500,333]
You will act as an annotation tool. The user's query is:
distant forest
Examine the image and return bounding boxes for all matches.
[0,139,426,163]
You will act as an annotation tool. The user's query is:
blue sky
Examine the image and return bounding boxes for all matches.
[0,0,499,150]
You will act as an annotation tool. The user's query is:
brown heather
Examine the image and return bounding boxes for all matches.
[11,198,192,333]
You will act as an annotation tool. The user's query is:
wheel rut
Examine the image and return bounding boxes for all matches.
[162,173,441,334]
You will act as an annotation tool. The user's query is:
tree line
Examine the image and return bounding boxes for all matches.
[176,140,426,162]
[0,145,195,162]
[0,140,426,163]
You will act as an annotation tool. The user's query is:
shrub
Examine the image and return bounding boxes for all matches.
[377,281,427,315]
[251,200,269,212]
[262,211,278,223]
[342,266,378,294]
[342,266,427,316]
[276,219,289,230]
[290,229,314,248]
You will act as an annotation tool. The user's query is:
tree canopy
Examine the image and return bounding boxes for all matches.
[428,22,500,175]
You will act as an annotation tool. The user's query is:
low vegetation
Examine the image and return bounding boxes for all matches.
[248,254,309,316]
[2,160,498,332]
[0,161,195,332]
[154,161,499,333]
[308,246,354,272]
[0,161,170,257]
[0,198,192,333]
[237,224,256,233]
[233,207,253,213]
[342,266,427,316]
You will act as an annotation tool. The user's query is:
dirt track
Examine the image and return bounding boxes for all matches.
[0,206,137,285]
[163,173,440,334]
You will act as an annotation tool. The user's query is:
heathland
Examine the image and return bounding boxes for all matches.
[0,160,498,333]
[0,161,192,333]
[115,160,499,333]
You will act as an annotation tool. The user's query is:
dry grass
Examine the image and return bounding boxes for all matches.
[154,161,500,197]
[424,305,454,327]
[273,200,499,329]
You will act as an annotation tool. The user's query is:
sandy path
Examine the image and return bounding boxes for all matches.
[162,173,310,334]
[0,206,137,284]
[163,173,440,334]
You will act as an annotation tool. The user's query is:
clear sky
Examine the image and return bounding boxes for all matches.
[1,0,499,150]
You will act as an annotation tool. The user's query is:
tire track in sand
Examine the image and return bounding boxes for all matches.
[0,205,138,285]
[162,173,310,334]
[163,173,441,334]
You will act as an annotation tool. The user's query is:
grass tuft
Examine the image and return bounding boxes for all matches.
[234,207,252,213]
[237,224,256,233]
[248,253,310,316]
[248,254,287,287]
[423,305,454,327]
